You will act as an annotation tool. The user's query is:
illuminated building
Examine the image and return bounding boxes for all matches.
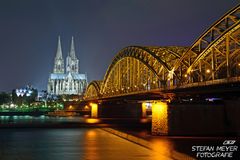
[15,85,36,97]
[47,36,87,95]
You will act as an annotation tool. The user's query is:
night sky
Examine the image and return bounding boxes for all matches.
[0,0,238,92]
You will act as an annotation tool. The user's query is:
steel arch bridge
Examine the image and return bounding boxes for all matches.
[84,81,102,100]
[85,4,240,100]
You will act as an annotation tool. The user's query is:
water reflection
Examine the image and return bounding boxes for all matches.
[0,116,219,160]
[150,138,177,159]
[0,115,84,124]
[0,128,176,160]
[85,118,101,124]
[84,130,99,160]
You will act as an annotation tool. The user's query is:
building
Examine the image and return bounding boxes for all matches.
[47,36,87,95]
[15,85,36,97]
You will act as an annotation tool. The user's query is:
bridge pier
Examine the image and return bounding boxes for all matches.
[141,102,147,118]
[151,101,168,135]
[90,103,98,118]
[89,100,169,135]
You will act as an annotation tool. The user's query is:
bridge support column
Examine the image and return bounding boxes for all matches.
[90,103,98,118]
[151,101,168,135]
[141,102,147,118]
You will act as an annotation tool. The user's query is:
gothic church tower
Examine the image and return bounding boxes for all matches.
[48,36,87,96]
[53,36,64,73]
[66,37,79,73]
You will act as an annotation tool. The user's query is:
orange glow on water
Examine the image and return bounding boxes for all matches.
[85,118,100,124]
[86,130,97,137]
[151,138,172,156]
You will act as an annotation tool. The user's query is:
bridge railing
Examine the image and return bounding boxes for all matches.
[175,77,240,89]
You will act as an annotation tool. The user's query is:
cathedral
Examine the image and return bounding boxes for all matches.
[47,36,87,95]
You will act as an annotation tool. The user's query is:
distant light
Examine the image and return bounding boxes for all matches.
[206,69,211,73]
[10,103,15,108]
[68,105,73,110]
[140,118,149,123]
[84,105,89,110]
[144,102,152,108]
[16,92,21,97]
[206,97,222,102]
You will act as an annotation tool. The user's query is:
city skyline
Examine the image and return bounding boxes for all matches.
[0,3,239,159]
[0,0,238,91]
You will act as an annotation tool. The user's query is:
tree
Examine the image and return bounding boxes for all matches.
[0,92,11,105]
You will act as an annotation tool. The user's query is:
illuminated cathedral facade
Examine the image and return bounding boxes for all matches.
[47,36,87,95]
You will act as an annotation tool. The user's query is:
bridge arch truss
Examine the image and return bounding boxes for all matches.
[84,4,240,100]
[101,46,188,97]
[84,81,102,100]
[173,5,240,85]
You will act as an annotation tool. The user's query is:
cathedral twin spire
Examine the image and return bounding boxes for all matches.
[56,36,63,59]
[53,36,79,74]
[48,36,87,95]
[69,37,76,58]
[53,36,64,73]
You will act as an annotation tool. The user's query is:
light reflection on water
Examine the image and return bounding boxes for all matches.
[0,128,175,160]
[0,116,236,160]
[84,118,101,124]
[0,115,181,160]
[0,115,84,124]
